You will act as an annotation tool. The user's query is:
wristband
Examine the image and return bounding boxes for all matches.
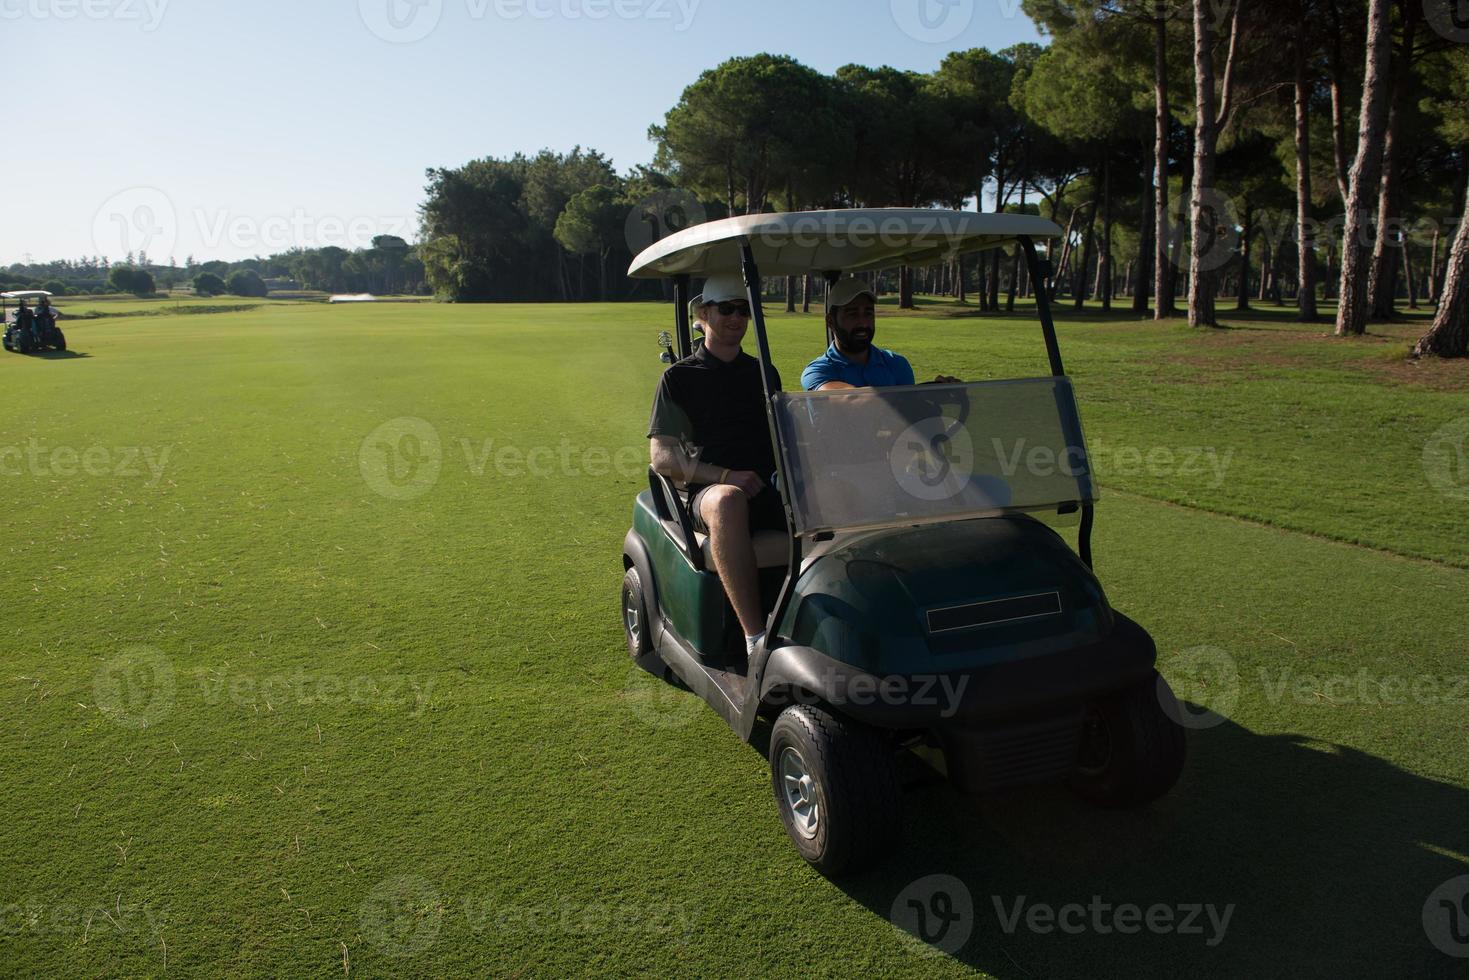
[719,468,731,484]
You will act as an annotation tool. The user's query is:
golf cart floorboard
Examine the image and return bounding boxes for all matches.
[656,622,749,729]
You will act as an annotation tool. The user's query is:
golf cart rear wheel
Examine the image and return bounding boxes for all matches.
[768,704,900,876]
[1068,671,1185,808]
[621,567,651,660]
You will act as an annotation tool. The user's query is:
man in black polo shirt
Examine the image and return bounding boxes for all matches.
[648,273,784,657]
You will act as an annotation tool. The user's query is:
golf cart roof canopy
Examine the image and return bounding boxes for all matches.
[2,291,53,299]
[628,208,1062,279]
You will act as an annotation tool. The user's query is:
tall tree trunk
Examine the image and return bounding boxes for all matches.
[1075,201,1098,312]
[1238,206,1252,311]
[1369,7,1419,321]
[1335,0,1394,338]
[785,274,797,313]
[1055,205,1080,300]
[1188,0,1217,327]
[1154,13,1176,319]
[1414,183,1469,357]
[1189,0,1240,328]
[1295,13,1319,322]
[1134,141,1154,313]
[899,265,914,309]
[1403,243,1419,310]
[1101,151,1114,312]
[1271,241,1287,305]
[1327,0,1352,206]
[1428,228,1441,303]
[957,255,967,304]
[1259,236,1272,302]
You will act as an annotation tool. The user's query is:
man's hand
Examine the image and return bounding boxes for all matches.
[724,470,766,497]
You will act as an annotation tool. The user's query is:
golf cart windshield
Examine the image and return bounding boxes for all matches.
[773,377,1095,535]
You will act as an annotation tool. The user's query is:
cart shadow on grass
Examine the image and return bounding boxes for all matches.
[28,349,90,360]
[820,709,1469,978]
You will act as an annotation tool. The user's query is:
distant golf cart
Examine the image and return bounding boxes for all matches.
[621,209,1186,874]
[3,290,66,354]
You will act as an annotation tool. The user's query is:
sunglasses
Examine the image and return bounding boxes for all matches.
[711,301,752,317]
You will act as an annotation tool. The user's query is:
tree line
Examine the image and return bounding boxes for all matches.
[3,238,429,299]
[414,0,1467,356]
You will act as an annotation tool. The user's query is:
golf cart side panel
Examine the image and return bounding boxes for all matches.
[776,518,1115,673]
[632,492,733,657]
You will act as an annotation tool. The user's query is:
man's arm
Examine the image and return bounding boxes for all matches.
[649,437,764,496]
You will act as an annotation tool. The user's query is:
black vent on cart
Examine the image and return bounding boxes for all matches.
[926,592,1062,634]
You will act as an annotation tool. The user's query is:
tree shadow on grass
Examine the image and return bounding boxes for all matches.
[828,713,1469,978]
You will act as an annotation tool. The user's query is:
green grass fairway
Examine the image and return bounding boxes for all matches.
[3,298,1467,977]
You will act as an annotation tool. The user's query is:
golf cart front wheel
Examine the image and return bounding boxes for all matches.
[1068,671,1186,808]
[768,704,900,876]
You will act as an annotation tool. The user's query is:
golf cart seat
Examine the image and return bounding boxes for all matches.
[695,529,789,569]
[645,470,789,572]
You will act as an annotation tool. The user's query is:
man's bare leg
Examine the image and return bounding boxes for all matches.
[698,486,766,637]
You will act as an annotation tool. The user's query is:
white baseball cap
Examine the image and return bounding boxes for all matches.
[827,276,876,311]
[700,272,748,305]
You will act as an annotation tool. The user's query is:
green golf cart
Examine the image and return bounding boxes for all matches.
[3,290,66,354]
[620,209,1186,875]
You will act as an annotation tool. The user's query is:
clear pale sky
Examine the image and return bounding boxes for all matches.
[2,0,1042,264]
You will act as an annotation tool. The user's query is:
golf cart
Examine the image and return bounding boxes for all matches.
[621,209,1186,875]
[3,290,66,354]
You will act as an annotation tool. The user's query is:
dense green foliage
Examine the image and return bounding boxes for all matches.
[191,272,226,297]
[226,269,269,298]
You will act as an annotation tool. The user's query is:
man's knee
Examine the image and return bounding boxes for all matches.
[700,485,749,530]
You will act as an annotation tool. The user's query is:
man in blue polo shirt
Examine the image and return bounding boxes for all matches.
[801,277,958,390]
